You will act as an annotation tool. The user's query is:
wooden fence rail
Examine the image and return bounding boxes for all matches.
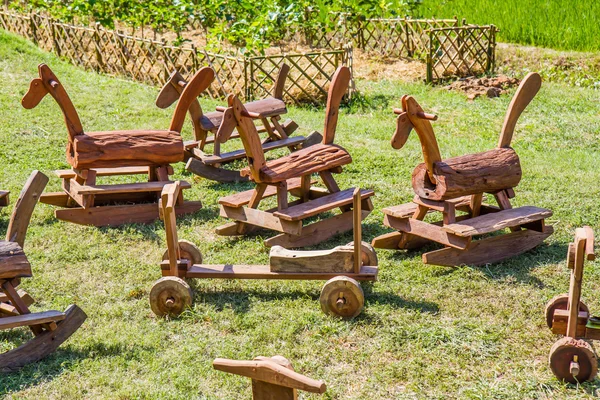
[0,10,353,105]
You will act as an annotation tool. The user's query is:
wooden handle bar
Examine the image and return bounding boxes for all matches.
[213,358,326,393]
[215,105,262,119]
[393,108,437,121]
[583,226,595,261]
[177,80,186,87]
[49,80,59,88]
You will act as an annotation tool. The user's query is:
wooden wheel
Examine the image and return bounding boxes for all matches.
[162,240,202,265]
[149,277,193,317]
[545,294,589,329]
[320,276,364,319]
[549,337,598,383]
[347,241,378,266]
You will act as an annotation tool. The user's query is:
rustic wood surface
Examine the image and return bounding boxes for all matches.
[0,241,32,279]
[269,245,355,273]
[6,170,48,247]
[185,263,377,280]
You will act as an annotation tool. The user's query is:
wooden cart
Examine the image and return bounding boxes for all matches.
[21,64,206,227]
[213,356,326,399]
[150,181,378,319]
[371,72,553,266]
[545,226,598,383]
[1,171,86,372]
[155,64,321,182]
[214,66,375,248]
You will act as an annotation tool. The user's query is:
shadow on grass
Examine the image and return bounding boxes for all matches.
[0,339,152,394]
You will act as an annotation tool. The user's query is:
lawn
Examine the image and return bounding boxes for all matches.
[1,30,600,399]
[422,0,600,52]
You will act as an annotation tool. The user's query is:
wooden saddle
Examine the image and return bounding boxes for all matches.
[0,171,86,372]
[156,64,321,182]
[213,356,326,399]
[372,72,554,266]
[21,63,208,227]
[215,66,375,248]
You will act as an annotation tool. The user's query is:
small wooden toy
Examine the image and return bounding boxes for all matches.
[21,64,206,227]
[371,72,553,266]
[546,226,597,383]
[0,171,86,372]
[156,64,321,182]
[0,190,8,208]
[150,181,378,319]
[214,66,375,248]
[213,356,326,399]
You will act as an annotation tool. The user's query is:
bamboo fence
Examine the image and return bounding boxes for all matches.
[0,10,353,105]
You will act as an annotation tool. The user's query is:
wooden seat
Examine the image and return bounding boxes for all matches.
[274,189,374,221]
[443,206,552,237]
[0,310,65,330]
[241,143,352,183]
[202,136,306,165]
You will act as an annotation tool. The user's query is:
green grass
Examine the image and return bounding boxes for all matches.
[422,0,600,52]
[2,30,600,398]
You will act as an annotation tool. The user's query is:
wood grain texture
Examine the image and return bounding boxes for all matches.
[322,67,350,144]
[0,241,32,279]
[383,215,470,250]
[186,263,377,280]
[412,147,522,201]
[6,170,48,247]
[185,158,249,183]
[219,177,311,207]
[69,130,184,169]
[442,206,552,237]
[269,245,355,273]
[0,310,65,330]
[241,144,352,183]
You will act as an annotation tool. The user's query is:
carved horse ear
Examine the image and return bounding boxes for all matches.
[21,78,48,109]
[391,95,413,149]
[156,70,186,109]
[168,67,215,133]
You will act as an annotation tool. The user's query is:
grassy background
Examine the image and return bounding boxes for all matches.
[1,30,600,398]
[422,0,600,52]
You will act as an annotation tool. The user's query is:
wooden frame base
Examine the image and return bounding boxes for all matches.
[0,304,87,373]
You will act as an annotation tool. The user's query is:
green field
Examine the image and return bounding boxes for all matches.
[423,0,600,51]
[2,30,600,398]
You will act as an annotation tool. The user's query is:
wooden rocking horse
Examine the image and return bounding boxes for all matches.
[21,63,206,227]
[1,171,86,372]
[213,356,326,399]
[155,64,321,182]
[371,72,553,266]
[214,66,374,248]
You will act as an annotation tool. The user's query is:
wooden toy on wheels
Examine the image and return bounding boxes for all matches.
[215,66,375,248]
[150,181,378,319]
[156,64,321,182]
[546,226,598,383]
[371,72,553,266]
[21,64,207,227]
[0,170,86,372]
[213,356,326,399]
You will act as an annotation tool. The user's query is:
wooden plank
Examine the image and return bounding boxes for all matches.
[551,308,587,337]
[201,136,305,165]
[185,158,249,183]
[0,289,34,307]
[73,180,191,196]
[498,72,541,148]
[273,189,374,221]
[442,206,552,237]
[0,310,65,330]
[55,201,202,227]
[269,245,354,273]
[265,210,370,248]
[219,177,313,207]
[423,226,554,267]
[186,263,378,281]
[220,205,302,235]
[383,215,470,250]
[0,241,32,279]
[54,166,150,179]
[6,170,48,246]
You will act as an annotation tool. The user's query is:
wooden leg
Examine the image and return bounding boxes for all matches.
[237,184,268,234]
[277,181,288,210]
[470,193,483,217]
[1,280,43,335]
[443,202,456,225]
[494,191,519,232]
[319,170,351,212]
[300,175,311,203]
[397,204,429,249]
[156,166,170,182]
[84,169,97,208]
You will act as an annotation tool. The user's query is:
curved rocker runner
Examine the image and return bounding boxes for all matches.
[20,64,206,227]
[156,64,321,182]
[0,171,86,372]
[214,66,375,248]
[546,226,598,383]
[150,181,378,319]
[371,72,553,266]
[213,355,326,399]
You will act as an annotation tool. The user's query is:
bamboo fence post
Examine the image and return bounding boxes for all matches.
[426,30,433,83]
[93,23,104,72]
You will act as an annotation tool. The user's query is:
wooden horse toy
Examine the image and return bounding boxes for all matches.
[545,227,598,383]
[156,64,321,182]
[21,63,206,227]
[213,356,326,399]
[150,182,377,319]
[0,170,86,372]
[371,72,553,266]
[214,66,375,248]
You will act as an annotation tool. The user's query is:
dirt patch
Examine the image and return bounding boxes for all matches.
[444,75,521,100]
